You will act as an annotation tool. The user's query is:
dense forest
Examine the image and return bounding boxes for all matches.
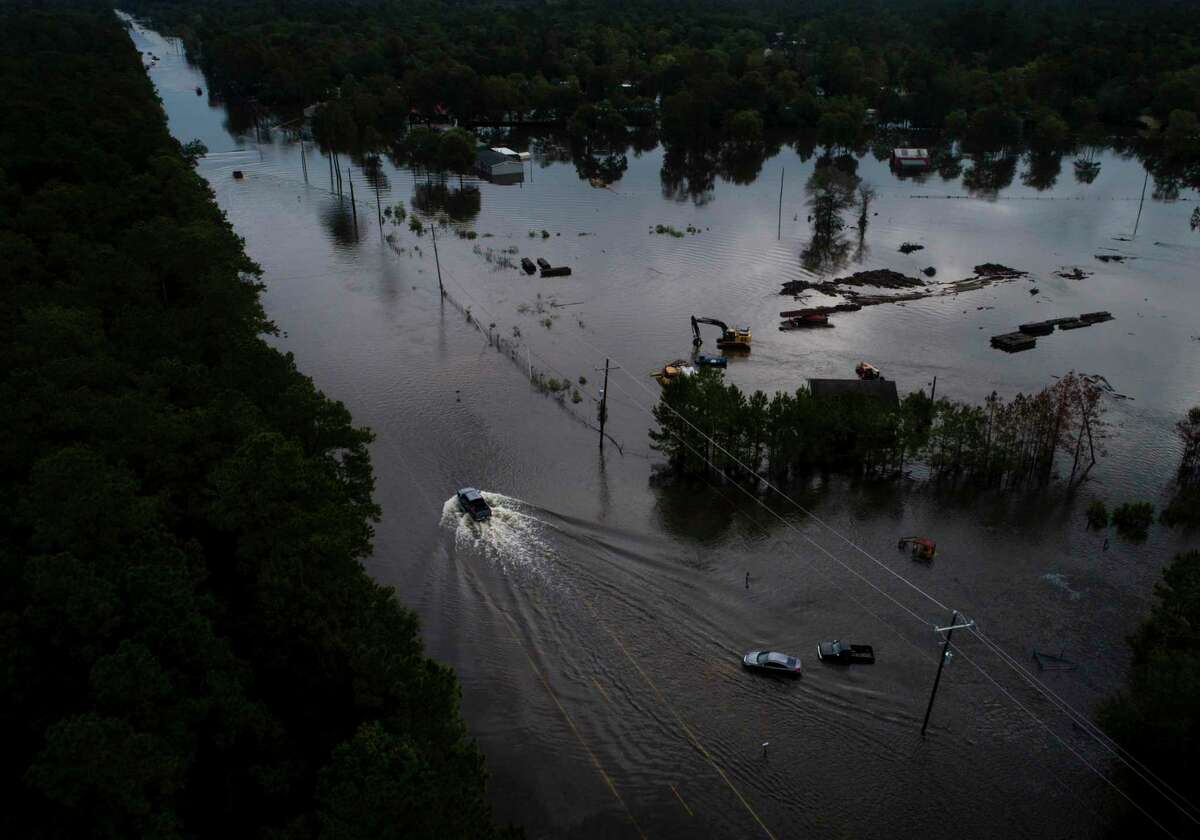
[1099,549,1200,837]
[123,0,1200,161]
[0,5,513,837]
[650,369,1106,489]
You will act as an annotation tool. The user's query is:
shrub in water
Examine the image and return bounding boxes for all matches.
[1086,500,1109,530]
[1113,502,1154,539]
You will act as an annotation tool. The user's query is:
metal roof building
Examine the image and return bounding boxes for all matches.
[476,146,525,181]
[891,148,930,169]
[808,379,900,407]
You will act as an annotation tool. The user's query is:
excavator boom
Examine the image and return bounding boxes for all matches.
[691,316,730,348]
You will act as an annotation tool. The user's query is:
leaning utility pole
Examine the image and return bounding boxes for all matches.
[777,167,785,239]
[921,611,974,736]
[347,168,359,240]
[599,358,610,449]
[1133,169,1149,238]
[372,166,383,234]
[431,223,444,295]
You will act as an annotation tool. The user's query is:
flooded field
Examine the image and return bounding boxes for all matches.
[129,15,1199,839]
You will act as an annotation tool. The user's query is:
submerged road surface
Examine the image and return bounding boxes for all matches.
[123,13,1200,837]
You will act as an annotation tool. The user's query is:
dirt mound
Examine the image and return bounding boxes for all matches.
[973,263,1028,278]
[837,269,925,288]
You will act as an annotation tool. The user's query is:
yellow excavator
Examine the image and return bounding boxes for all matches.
[692,316,751,352]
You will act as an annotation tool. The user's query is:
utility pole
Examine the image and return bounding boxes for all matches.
[599,358,610,450]
[372,165,383,235]
[777,167,785,240]
[300,140,308,183]
[1133,169,1149,238]
[328,150,334,193]
[921,611,974,736]
[431,222,444,295]
[347,168,359,241]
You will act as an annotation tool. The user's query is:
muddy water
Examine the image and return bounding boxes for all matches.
[127,14,1199,839]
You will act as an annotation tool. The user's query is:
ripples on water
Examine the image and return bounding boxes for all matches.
[125,16,1200,838]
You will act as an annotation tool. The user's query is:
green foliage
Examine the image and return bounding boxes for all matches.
[1086,499,1110,530]
[650,369,1106,488]
[1113,502,1155,539]
[724,109,764,144]
[654,224,685,238]
[0,8,508,838]
[1165,110,1200,158]
[1099,551,1200,837]
[122,0,1200,157]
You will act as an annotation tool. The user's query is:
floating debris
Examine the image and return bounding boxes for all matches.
[899,242,925,254]
[995,312,1114,350]
[991,332,1036,352]
[232,170,244,180]
[1095,254,1132,263]
[973,263,1028,279]
[540,265,572,278]
[779,303,861,317]
[923,266,937,277]
[1055,267,1093,280]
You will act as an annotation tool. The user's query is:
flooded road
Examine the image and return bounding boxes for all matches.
[127,14,1199,838]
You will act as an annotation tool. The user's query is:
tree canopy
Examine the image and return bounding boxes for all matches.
[124,0,1200,155]
[0,6,514,837]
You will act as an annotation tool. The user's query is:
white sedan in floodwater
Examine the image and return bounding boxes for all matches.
[742,650,802,677]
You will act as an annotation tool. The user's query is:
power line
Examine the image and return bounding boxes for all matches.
[569,338,1192,832]
[966,626,1200,823]
[949,640,1180,840]
[419,222,1193,833]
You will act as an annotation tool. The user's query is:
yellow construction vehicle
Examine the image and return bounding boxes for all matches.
[692,316,751,352]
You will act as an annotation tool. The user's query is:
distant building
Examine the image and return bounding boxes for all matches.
[808,379,899,407]
[891,148,930,170]
[476,146,526,182]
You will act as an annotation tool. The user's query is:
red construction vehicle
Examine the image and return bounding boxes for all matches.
[898,536,936,561]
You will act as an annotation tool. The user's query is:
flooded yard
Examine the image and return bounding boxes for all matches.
[130,15,1199,838]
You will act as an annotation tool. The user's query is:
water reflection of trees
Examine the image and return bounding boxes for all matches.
[319,196,358,246]
[660,137,779,204]
[411,178,481,225]
[962,153,1018,198]
[1021,150,1063,191]
[800,156,863,275]
[661,144,718,206]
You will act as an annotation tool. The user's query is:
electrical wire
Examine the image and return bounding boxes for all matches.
[966,626,1200,823]
[401,201,1195,834]
[949,640,1181,840]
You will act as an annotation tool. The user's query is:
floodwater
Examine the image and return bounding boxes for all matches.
[127,14,1199,839]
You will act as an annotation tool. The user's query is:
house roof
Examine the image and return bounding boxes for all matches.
[892,148,929,159]
[808,379,899,406]
[476,147,514,167]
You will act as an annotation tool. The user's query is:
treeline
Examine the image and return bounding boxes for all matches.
[123,0,1200,154]
[1099,549,1200,837]
[0,6,513,838]
[650,370,1106,488]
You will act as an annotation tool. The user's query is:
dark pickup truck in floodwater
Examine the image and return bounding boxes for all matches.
[816,640,875,664]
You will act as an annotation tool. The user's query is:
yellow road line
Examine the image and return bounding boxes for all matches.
[669,784,694,817]
[581,597,777,840]
[499,611,647,840]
